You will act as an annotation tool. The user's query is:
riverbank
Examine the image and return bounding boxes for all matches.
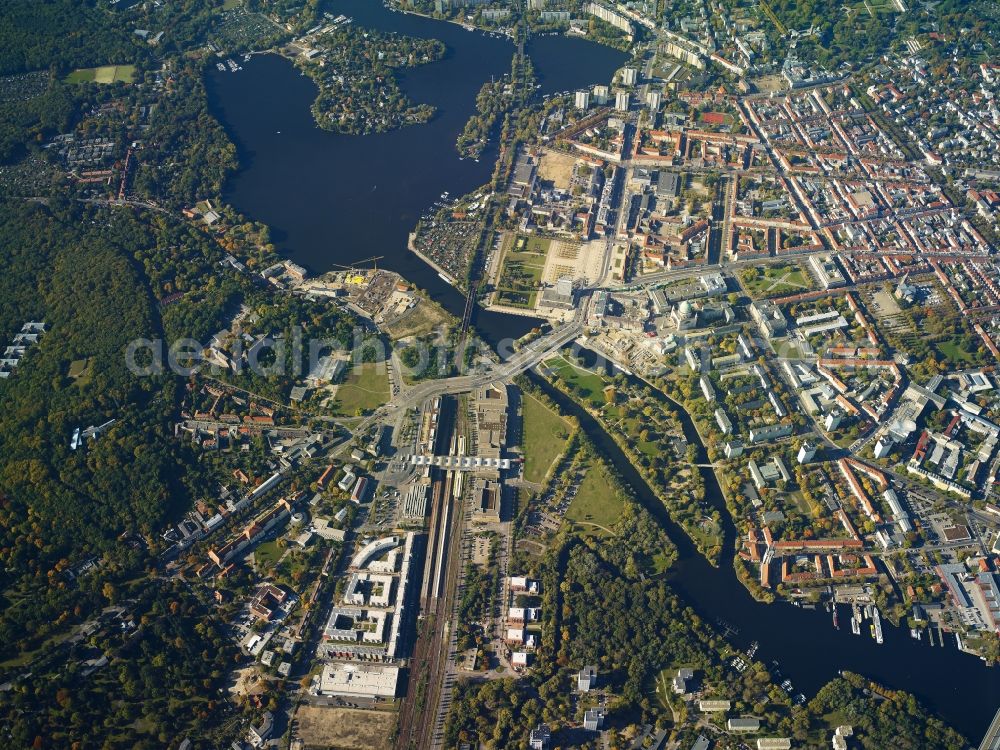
[542,348,724,563]
[531,354,1000,742]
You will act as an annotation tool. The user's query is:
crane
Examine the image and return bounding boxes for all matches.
[329,255,384,272]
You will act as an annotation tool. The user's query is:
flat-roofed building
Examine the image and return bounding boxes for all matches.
[809,255,846,288]
[756,740,791,750]
[318,662,399,699]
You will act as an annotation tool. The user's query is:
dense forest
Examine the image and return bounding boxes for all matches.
[0,0,139,76]
[132,63,239,207]
[0,78,79,164]
[798,673,967,749]
[0,200,217,659]
[0,582,240,749]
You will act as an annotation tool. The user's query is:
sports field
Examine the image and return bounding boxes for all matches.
[66,65,136,84]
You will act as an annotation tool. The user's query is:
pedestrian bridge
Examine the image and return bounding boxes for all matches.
[409,454,513,471]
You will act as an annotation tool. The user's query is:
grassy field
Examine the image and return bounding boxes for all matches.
[254,540,282,569]
[544,355,608,409]
[687,517,722,552]
[740,263,814,298]
[65,65,136,84]
[651,552,673,574]
[565,460,622,537]
[296,705,396,750]
[935,337,979,366]
[514,235,552,255]
[382,299,451,340]
[330,362,390,416]
[521,393,572,483]
[68,357,94,386]
[604,403,659,457]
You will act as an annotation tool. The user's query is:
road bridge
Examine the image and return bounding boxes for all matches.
[979,706,1000,750]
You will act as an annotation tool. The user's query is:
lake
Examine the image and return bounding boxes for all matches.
[206,0,628,345]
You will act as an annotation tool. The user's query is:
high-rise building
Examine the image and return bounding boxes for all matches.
[575,90,590,110]
[615,90,630,111]
[824,410,843,431]
[874,436,894,459]
[797,442,817,464]
[621,66,638,86]
[592,85,610,105]
[646,90,662,111]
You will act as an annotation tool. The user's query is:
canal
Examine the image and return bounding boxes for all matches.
[534,350,1000,742]
[206,0,627,345]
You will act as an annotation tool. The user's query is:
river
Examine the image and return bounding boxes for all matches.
[537,350,1000,742]
[205,0,627,345]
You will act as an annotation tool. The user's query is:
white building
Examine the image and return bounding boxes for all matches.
[318,663,399,699]
[797,442,817,464]
[874,436,894,458]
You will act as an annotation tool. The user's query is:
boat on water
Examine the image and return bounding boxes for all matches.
[850,615,861,635]
[832,605,839,630]
[872,608,884,645]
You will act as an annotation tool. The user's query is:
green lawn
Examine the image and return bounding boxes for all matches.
[65,65,136,84]
[935,338,978,366]
[512,234,552,256]
[497,258,545,308]
[739,263,814,298]
[652,552,673,574]
[68,357,94,386]
[254,540,282,569]
[330,362,390,416]
[565,460,623,536]
[687,517,722,552]
[544,355,608,409]
[495,234,550,309]
[521,393,572,483]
